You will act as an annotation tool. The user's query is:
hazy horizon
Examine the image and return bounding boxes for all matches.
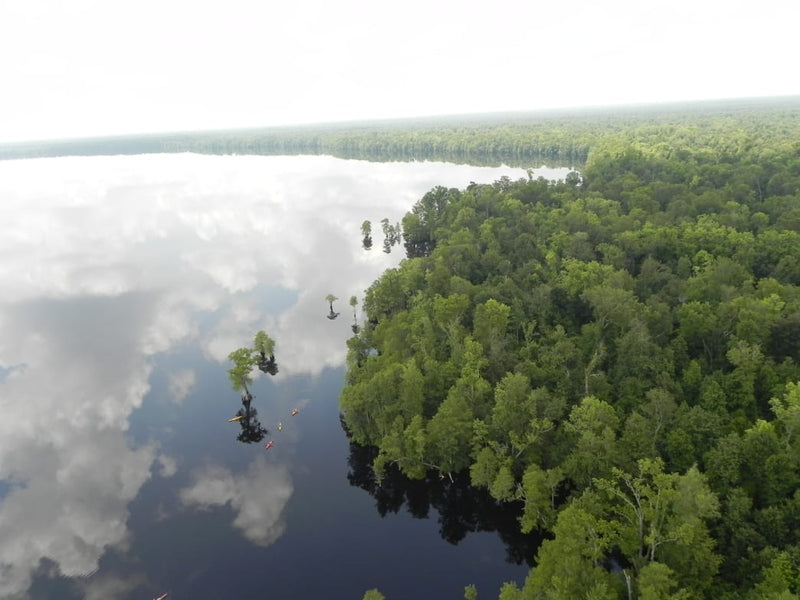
[2,0,797,144]
[2,94,797,146]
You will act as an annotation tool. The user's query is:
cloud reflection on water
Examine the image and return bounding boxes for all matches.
[0,296,158,598]
[167,368,196,404]
[179,456,294,547]
[0,153,555,598]
[0,154,555,376]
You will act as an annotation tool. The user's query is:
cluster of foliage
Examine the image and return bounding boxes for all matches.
[362,220,374,250]
[227,331,278,443]
[227,330,278,394]
[380,218,403,254]
[360,219,403,254]
[341,119,800,598]
[2,97,798,168]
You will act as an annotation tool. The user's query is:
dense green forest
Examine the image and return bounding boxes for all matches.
[1,96,798,168]
[341,104,800,599]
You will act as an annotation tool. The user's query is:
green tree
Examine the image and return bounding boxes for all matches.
[523,504,619,600]
[637,562,689,600]
[253,330,278,375]
[769,381,800,448]
[361,220,373,250]
[563,396,621,486]
[380,218,402,253]
[489,374,554,460]
[402,185,458,257]
[751,551,800,599]
[326,293,340,319]
[227,347,257,397]
[399,360,425,421]
[426,388,475,478]
[593,458,721,591]
[253,330,275,356]
[518,463,564,532]
[473,299,512,382]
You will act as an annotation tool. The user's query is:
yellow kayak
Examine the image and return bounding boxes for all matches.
[228,415,244,422]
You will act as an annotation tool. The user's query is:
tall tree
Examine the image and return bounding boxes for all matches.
[227,347,257,399]
[522,504,619,600]
[593,458,721,591]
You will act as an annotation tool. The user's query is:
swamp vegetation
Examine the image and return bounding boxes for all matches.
[340,97,800,599]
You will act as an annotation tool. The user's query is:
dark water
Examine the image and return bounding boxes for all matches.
[0,154,568,600]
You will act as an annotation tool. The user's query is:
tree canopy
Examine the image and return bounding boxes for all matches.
[340,108,800,599]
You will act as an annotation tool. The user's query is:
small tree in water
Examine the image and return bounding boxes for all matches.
[227,347,256,400]
[380,218,402,253]
[253,330,278,375]
[361,220,373,250]
[349,295,359,333]
[326,294,340,319]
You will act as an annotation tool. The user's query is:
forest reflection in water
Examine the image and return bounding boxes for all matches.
[346,439,543,567]
[0,153,569,600]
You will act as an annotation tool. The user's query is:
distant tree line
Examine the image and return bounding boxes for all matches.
[2,97,798,170]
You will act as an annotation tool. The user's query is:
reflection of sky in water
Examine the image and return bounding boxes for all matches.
[0,154,567,599]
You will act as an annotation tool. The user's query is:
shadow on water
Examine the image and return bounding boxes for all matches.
[345,440,544,568]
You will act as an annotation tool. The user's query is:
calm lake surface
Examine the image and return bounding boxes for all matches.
[0,154,570,600]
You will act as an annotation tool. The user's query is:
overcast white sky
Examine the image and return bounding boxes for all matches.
[0,0,797,143]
